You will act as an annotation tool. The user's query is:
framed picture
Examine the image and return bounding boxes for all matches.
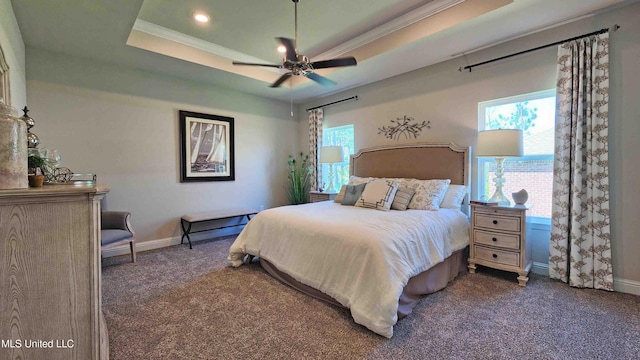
[179,110,235,182]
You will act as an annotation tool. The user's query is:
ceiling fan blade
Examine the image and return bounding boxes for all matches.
[311,57,358,69]
[232,61,282,68]
[276,37,297,62]
[270,73,293,88]
[305,72,336,87]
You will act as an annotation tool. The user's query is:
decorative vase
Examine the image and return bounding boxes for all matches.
[512,189,528,205]
[0,100,28,189]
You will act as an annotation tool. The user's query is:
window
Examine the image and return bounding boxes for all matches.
[321,124,354,192]
[478,90,555,222]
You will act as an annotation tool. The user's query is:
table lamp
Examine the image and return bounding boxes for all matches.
[476,129,523,205]
[320,146,344,193]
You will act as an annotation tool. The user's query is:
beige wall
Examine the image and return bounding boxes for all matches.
[299,3,640,287]
[26,49,299,244]
[0,0,26,109]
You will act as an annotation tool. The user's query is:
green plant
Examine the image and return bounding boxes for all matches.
[28,155,46,175]
[287,152,312,205]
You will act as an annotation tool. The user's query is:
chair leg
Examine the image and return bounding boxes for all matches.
[129,240,136,263]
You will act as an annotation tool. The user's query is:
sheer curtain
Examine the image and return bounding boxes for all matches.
[549,32,613,291]
[308,108,323,191]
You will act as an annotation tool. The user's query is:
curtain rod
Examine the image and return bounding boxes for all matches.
[306,95,358,112]
[459,24,620,72]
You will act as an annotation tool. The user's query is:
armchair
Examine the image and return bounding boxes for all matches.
[101,211,136,263]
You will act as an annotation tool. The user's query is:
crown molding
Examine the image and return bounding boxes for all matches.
[312,0,466,60]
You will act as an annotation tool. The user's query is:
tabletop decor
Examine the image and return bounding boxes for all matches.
[20,106,39,148]
[0,99,28,189]
[179,110,235,182]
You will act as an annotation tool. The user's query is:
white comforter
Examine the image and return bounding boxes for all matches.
[228,201,469,338]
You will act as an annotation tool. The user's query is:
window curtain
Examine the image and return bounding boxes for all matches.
[549,32,613,291]
[308,108,323,191]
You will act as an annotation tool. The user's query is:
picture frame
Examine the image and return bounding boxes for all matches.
[179,110,235,182]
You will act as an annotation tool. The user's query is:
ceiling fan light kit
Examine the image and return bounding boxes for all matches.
[232,0,357,88]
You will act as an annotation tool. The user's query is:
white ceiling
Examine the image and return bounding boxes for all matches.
[10,0,629,103]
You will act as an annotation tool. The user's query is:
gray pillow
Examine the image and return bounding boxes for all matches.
[391,187,416,211]
[341,183,366,206]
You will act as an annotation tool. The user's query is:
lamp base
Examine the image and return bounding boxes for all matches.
[487,189,511,206]
[326,164,337,193]
[489,156,511,206]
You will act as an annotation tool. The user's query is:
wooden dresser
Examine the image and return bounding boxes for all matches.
[0,185,109,359]
[468,203,531,286]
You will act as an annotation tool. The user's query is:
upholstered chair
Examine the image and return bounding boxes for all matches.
[101,211,136,263]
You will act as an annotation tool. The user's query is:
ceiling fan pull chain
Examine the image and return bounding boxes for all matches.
[294,0,299,51]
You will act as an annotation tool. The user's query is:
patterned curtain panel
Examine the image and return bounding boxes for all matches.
[308,108,323,191]
[549,32,613,291]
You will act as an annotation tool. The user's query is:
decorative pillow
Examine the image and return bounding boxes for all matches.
[383,177,412,188]
[355,179,398,211]
[440,184,468,210]
[391,187,416,211]
[405,179,451,210]
[347,176,373,185]
[341,183,367,206]
[333,185,347,203]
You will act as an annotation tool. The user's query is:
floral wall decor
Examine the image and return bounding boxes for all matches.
[378,116,430,140]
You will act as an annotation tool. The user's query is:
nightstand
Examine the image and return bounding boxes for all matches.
[309,191,337,203]
[468,204,531,286]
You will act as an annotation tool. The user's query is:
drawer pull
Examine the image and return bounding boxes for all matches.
[492,237,497,242]
[493,220,498,225]
[492,254,498,258]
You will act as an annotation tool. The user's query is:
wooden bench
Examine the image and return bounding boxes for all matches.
[180,208,257,249]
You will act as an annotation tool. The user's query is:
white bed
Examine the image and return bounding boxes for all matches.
[228,143,471,337]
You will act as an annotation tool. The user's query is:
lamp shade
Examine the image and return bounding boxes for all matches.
[320,146,344,163]
[475,129,524,158]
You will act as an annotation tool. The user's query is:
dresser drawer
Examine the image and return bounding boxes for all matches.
[474,213,520,232]
[474,230,520,250]
[474,245,520,267]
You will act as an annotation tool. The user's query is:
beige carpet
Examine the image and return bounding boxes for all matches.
[102,236,640,360]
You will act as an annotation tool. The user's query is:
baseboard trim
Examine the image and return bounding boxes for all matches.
[104,237,640,296]
[532,261,549,276]
[614,278,640,296]
[531,261,639,296]
[101,228,242,258]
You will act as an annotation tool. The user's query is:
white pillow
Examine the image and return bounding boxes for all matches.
[355,179,398,211]
[348,176,373,185]
[405,179,451,210]
[440,184,467,210]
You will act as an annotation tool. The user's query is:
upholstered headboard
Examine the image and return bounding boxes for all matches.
[350,143,470,186]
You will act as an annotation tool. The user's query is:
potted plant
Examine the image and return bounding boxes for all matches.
[287,152,312,205]
[27,154,46,187]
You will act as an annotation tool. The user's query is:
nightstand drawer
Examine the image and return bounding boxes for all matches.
[474,214,520,232]
[309,191,337,203]
[310,193,329,202]
[474,230,520,250]
[474,246,520,267]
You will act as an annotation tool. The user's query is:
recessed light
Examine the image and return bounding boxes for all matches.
[193,12,210,23]
[277,45,286,53]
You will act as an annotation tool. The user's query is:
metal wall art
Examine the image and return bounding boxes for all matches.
[378,115,431,141]
[179,110,235,182]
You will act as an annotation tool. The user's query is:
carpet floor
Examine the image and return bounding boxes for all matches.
[102,236,640,360]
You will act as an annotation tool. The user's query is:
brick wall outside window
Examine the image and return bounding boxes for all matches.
[484,159,553,218]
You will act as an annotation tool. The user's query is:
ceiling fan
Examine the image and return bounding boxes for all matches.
[232,0,357,88]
